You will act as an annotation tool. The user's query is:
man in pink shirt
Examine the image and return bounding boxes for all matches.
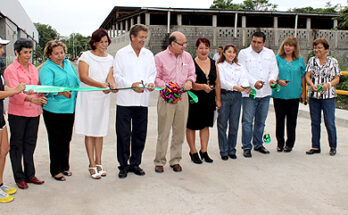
[154,31,196,173]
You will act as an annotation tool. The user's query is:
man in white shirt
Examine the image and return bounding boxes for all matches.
[213,46,223,62]
[113,24,157,178]
[238,31,278,158]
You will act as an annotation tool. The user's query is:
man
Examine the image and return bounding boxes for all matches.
[154,31,196,173]
[238,31,278,158]
[213,46,223,62]
[0,37,25,202]
[113,24,157,178]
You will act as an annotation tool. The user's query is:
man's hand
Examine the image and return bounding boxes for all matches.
[147,83,155,92]
[269,80,277,86]
[183,81,192,91]
[132,82,145,93]
[254,81,264,89]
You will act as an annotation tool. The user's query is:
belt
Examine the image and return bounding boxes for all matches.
[221,89,237,94]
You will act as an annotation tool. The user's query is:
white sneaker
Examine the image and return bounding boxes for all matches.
[0,189,14,203]
[0,184,17,195]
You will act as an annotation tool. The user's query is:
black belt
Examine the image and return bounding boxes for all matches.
[221,89,237,94]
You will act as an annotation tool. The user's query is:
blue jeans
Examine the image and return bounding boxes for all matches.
[241,96,270,150]
[217,92,242,156]
[309,98,337,149]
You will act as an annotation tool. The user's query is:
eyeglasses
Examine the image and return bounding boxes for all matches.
[174,40,187,47]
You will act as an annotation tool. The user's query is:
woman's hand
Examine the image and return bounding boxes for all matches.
[15,83,26,93]
[300,91,306,104]
[203,84,213,93]
[278,80,288,87]
[311,84,318,92]
[30,97,47,106]
[216,100,222,110]
[322,83,330,91]
[101,83,111,94]
[60,91,72,98]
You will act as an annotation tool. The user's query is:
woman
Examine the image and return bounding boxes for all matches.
[186,38,221,164]
[217,45,250,160]
[0,37,25,203]
[74,28,116,179]
[39,40,80,181]
[305,38,341,156]
[273,37,306,153]
[4,38,47,189]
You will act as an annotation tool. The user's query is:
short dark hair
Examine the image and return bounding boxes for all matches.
[252,31,266,42]
[168,35,176,46]
[196,38,210,48]
[89,28,111,50]
[218,46,223,49]
[129,24,148,41]
[313,38,329,50]
[14,38,33,54]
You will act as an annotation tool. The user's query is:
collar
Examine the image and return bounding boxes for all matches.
[249,45,264,54]
[165,46,182,58]
[127,44,145,56]
[13,59,33,70]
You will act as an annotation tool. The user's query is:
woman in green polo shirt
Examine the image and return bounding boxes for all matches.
[272,36,306,153]
[39,40,80,181]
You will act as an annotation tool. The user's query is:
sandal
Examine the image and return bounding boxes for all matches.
[284,146,292,152]
[53,174,66,181]
[63,171,72,176]
[277,147,283,152]
[96,164,107,177]
[89,167,101,179]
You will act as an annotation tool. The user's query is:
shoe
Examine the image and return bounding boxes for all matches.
[229,154,237,159]
[53,174,66,181]
[221,155,228,160]
[243,149,252,158]
[62,171,72,176]
[284,146,292,153]
[329,148,336,156]
[170,164,182,172]
[0,184,17,195]
[199,150,213,163]
[118,169,128,179]
[155,165,164,173]
[96,164,107,177]
[0,189,14,203]
[88,167,101,179]
[25,177,45,185]
[16,181,28,189]
[129,166,145,176]
[189,152,202,164]
[306,149,321,155]
[277,147,283,152]
[254,146,270,154]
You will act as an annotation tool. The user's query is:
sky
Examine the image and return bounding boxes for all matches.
[18,0,347,37]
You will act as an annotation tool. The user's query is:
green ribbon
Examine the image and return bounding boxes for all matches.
[24,85,198,103]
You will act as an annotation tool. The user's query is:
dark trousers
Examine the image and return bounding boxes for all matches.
[116,106,148,169]
[273,98,300,149]
[43,110,75,177]
[8,114,40,183]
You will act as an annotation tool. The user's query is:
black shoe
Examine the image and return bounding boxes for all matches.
[199,150,213,163]
[243,149,252,158]
[284,146,292,153]
[254,146,270,154]
[129,166,145,176]
[229,154,237,159]
[189,152,202,164]
[118,169,128,178]
[329,148,336,156]
[306,149,321,155]
[221,155,228,160]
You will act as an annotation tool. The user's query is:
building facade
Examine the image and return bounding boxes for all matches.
[100,6,348,64]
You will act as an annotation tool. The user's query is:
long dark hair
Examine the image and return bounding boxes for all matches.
[217,44,238,64]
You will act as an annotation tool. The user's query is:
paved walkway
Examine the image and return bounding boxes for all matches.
[1,93,348,215]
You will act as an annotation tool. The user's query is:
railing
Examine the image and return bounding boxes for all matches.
[336,71,348,96]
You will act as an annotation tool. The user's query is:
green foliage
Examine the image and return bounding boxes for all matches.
[335,6,348,29]
[34,23,59,58]
[61,33,90,59]
[210,0,277,11]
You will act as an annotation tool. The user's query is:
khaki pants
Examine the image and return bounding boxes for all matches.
[154,93,188,166]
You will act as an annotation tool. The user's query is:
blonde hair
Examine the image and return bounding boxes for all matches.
[278,36,301,60]
[44,39,67,58]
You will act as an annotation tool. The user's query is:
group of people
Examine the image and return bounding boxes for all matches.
[0,24,341,203]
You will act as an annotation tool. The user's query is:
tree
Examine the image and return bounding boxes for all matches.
[34,23,59,59]
[336,6,348,29]
[210,0,277,11]
[61,33,90,59]
[289,1,340,13]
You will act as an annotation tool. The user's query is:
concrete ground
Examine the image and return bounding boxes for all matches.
[1,93,348,215]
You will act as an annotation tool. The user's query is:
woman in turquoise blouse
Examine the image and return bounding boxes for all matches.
[272,37,306,152]
[39,40,80,181]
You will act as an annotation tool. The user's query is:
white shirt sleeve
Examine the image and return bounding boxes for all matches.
[267,52,279,82]
[113,52,133,88]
